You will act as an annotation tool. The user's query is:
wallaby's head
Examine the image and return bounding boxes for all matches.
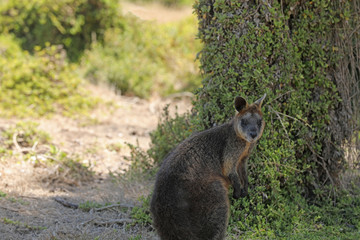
[234,94,266,143]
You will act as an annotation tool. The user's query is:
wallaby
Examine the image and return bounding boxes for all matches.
[150,94,266,240]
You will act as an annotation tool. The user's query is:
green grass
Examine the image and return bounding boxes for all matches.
[78,201,105,211]
[131,195,152,226]
[0,190,7,198]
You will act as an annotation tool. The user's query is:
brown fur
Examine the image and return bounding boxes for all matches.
[150,95,266,240]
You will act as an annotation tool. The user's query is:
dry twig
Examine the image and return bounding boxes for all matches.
[0,205,21,212]
[12,132,39,154]
[94,218,134,226]
[54,197,79,209]
[13,132,24,153]
[267,105,291,144]
[95,203,134,212]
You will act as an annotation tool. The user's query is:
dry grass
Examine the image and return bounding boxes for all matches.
[0,182,158,240]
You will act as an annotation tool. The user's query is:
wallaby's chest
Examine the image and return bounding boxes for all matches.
[237,142,251,166]
[221,141,251,177]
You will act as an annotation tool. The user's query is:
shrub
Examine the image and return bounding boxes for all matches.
[125,105,194,175]
[81,15,202,98]
[141,0,360,238]
[0,34,97,117]
[131,195,152,226]
[147,105,193,165]
[190,0,360,237]
[125,143,155,177]
[193,0,359,192]
[0,0,121,62]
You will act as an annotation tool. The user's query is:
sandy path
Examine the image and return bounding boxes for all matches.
[121,1,193,23]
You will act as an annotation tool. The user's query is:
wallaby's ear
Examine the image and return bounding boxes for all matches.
[254,93,266,108]
[235,96,248,112]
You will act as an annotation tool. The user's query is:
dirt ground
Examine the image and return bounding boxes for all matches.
[0,83,193,240]
[121,1,193,23]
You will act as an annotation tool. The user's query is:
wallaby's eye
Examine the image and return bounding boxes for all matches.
[257,119,262,128]
[241,119,248,127]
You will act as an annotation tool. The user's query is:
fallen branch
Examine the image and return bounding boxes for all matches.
[265,90,294,106]
[54,197,79,209]
[94,218,134,226]
[95,203,134,212]
[0,205,21,212]
[267,106,291,144]
[31,141,38,152]
[36,154,59,162]
[80,218,96,226]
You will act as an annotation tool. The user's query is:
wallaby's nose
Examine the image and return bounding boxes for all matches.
[249,128,257,139]
[250,132,257,139]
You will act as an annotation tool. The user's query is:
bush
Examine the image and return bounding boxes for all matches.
[0,0,121,62]
[131,195,152,226]
[147,105,193,165]
[193,0,359,191]
[190,0,360,237]
[0,34,97,117]
[124,105,194,177]
[141,0,360,238]
[81,15,202,98]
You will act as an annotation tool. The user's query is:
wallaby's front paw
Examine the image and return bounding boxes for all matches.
[233,190,241,199]
[239,188,248,198]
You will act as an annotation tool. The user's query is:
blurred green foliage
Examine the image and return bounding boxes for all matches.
[0,0,201,107]
[147,105,193,166]
[0,34,98,117]
[81,15,202,98]
[0,0,121,62]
